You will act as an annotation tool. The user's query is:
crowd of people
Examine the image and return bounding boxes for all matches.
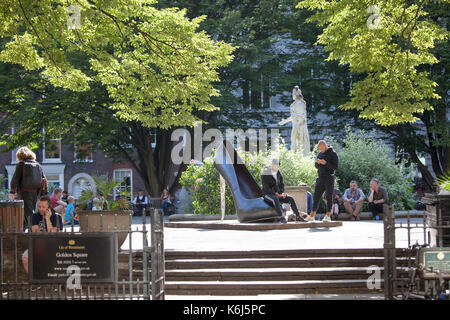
[8,146,179,235]
[10,140,390,234]
[132,188,176,216]
[261,140,389,223]
[9,147,79,230]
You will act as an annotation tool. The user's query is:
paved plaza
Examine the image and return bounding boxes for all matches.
[120,217,427,252]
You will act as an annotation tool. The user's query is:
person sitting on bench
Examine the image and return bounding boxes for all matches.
[368,178,389,220]
[261,159,306,223]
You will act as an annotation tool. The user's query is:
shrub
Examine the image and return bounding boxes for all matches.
[179,157,235,215]
[265,142,318,188]
[325,127,416,211]
[0,174,8,200]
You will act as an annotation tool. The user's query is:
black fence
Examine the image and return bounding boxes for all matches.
[383,194,450,300]
[0,201,164,300]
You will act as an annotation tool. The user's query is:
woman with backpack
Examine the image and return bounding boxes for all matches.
[9,147,47,231]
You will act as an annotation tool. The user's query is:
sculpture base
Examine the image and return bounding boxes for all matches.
[165,220,342,231]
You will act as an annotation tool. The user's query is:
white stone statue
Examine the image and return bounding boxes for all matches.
[279,86,310,155]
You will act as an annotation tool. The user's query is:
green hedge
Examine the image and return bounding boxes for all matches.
[0,174,9,200]
[326,127,416,211]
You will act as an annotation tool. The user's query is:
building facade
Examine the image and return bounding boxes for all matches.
[0,140,147,200]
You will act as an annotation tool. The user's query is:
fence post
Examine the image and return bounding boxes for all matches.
[151,208,165,300]
[220,174,226,221]
[383,204,396,300]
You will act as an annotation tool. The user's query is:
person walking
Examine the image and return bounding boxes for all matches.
[9,147,47,230]
[304,140,339,223]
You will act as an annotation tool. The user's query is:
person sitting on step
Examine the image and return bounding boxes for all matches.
[343,180,365,221]
[261,159,307,224]
[368,178,389,220]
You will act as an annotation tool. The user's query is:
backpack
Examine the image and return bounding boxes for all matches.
[21,160,43,190]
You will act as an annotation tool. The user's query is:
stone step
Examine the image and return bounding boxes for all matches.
[118,266,409,280]
[162,248,412,260]
[165,257,391,270]
[116,248,416,296]
[149,267,407,281]
[164,279,385,295]
[165,220,342,230]
[119,248,413,262]
[120,257,414,272]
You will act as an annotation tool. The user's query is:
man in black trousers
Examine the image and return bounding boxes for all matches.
[304,140,339,223]
[261,159,306,223]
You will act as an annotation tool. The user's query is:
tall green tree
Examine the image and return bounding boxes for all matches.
[0,0,234,196]
[297,0,448,126]
[157,0,370,139]
[298,0,449,189]
[375,1,450,190]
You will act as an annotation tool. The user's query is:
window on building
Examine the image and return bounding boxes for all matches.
[72,177,93,199]
[43,129,61,163]
[113,169,132,200]
[43,140,61,162]
[150,128,157,149]
[46,175,61,194]
[74,144,93,163]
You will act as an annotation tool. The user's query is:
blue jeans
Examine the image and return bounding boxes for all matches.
[161,201,172,215]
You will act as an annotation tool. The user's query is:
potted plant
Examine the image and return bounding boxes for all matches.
[77,174,133,248]
[437,171,450,195]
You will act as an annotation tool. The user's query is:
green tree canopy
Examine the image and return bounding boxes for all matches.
[0,0,234,196]
[0,0,234,128]
[298,0,449,126]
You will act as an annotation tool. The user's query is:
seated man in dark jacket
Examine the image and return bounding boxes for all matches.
[261,159,306,223]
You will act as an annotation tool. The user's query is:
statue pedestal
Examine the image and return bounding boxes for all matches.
[285,184,310,213]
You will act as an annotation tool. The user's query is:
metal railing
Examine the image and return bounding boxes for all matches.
[0,202,165,300]
[383,204,450,300]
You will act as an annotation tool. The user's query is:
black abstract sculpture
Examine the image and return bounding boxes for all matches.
[213,139,280,223]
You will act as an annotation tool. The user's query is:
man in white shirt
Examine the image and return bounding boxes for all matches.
[132,190,148,215]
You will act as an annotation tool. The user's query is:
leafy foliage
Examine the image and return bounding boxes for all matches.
[0,174,9,200]
[78,173,131,211]
[326,127,417,210]
[180,157,236,215]
[157,0,368,139]
[0,0,234,197]
[297,0,449,125]
[0,0,234,128]
[437,171,450,192]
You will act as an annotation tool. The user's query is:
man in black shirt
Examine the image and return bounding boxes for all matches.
[304,140,339,223]
[261,159,306,223]
[31,195,63,232]
[368,178,389,220]
[22,195,63,274]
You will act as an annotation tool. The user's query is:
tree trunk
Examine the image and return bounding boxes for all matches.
[250,77,261,109]
[406,148,437,192]
[262,74,270,108]
[242,79,250,109]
